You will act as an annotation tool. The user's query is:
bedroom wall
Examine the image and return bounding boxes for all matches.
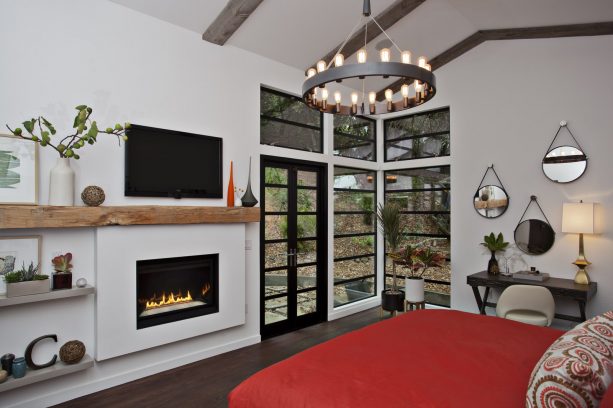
[382,35,613,326]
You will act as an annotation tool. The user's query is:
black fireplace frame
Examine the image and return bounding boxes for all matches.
[136,254,219,330]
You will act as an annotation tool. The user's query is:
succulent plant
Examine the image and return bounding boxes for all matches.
[3,262,48,283]
[52,253,73,273]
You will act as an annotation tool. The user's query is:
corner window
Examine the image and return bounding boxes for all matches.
[333,115,376,161]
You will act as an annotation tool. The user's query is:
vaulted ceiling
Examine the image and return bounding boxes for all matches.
[111,0,613,96]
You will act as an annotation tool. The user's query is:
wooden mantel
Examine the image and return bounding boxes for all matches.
[0,205,260,229]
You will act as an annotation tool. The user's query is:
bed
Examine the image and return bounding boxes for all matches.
[228,310,564,407]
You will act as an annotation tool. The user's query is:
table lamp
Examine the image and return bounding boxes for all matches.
[562,201,595,284]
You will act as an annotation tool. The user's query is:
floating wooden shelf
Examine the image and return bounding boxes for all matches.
[0,285,95,308]
[0,355,94,393]
[0,205,260,229]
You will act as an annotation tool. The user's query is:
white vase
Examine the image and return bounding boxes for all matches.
[405,277,425,302]
[49,158,75,206]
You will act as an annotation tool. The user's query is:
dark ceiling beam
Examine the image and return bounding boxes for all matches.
[377,21,613,100]
[308,0,426,71]
[202,0,264,45]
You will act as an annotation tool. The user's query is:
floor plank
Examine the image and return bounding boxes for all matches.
[54,307,383,408]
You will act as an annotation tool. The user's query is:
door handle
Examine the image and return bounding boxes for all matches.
[286,249,297,267]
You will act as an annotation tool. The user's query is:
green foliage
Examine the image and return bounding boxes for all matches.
[360,195,373,225]
[52,252,73,273]
[6,105,129,159]
[3,262,48,283]
[351,235,374,249]
[481,232,509,253]
[391,246,445,278]
[377,202,405,292]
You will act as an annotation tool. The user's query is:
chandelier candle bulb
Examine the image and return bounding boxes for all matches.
[317,60,326,73]
[418,56,427,68]
[368,92,377,114]
[401,50,411,64]
[321,88,329,110]
[334,54,344,67]
[350,92,358,115]
[334,91,342,112]
[307,68,316,78]
[380,48,391,62]
[357,49,367,63]
[385,89,394,111]
[401,84,410,107]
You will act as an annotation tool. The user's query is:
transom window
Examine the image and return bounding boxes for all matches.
[333,115,376,161]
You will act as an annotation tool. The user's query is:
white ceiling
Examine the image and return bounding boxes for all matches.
[110,0,613,83]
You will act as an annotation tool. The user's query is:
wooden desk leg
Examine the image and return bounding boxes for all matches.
[578,300,587,322]
[471,286,485,315]
[481,287,490,315]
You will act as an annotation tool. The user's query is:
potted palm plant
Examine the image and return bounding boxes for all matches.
[377,203,405,312]
[481,233,509,275]
[52,253,73,290]
[393,246,445,302]
[3,262,49,297]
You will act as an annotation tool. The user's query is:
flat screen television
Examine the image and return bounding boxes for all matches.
[125,124,223,198]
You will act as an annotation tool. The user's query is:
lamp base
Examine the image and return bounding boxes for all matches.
[573,262,591,285]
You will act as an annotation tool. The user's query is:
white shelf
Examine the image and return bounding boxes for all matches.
[0,285,95,308]
[0,355,94,393]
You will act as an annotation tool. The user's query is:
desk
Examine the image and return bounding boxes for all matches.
[466,271,597,323]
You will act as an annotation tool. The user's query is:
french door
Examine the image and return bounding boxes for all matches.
[260,156,327,338]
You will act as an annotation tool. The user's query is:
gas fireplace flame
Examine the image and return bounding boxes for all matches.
[142,283,212,311]
[202,282,211,297]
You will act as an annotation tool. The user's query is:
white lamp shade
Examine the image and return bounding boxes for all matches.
[562,202,595,234]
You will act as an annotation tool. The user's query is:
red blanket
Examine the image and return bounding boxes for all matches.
[229,310,562,407]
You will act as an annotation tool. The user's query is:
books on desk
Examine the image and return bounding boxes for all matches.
[513,271,550,282]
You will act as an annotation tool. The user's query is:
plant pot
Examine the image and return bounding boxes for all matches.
[405,277,425,302]
[6,280,50,297]
[487,252,499,275]
[52,272,72,290]
[381,289,405,312]
[49,158,75,206]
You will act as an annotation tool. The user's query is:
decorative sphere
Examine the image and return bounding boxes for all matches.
[76,278,87,288]
[81,186,105,207]
[59,340,86,364]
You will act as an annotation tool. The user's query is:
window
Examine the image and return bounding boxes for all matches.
[384,165,450,307]
[333,115,376,161]
[260,87,323,153]
[333,166,377,306]
[384,107,450,162]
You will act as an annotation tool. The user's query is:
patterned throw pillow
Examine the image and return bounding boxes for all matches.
[526,311,613,408]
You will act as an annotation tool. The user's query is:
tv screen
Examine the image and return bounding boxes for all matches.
[125,124,223,198]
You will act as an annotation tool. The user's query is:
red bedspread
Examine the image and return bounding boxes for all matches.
[229,310,563,408]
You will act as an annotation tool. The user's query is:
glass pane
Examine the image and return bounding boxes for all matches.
[265,242,287,269]
[265,215,287,240]
[334,191,375,212]
[264,167,288,185]
[265,269,287,294]
[387,191,450,212]
[385,135,449,161]
[297,170,317,187]
[297,189,316,212]
[403,236,450,259]
[334,235,375,259]
[297,290,317,316]
[265,296,287,325]
[334,136,375,161]
[385,166,450,191]
[297,215,317,238]
[385,108,450,141]
[333,115,375,139]
[334,256,375,281]
[334,167,375,190]
[261,121,322,152]
[265,187,288,212]
[297,240,317,265]
[334,277,375,306]
[297,265,317,290]
[400,213,450,236]
[334,214,374,235]
[261,88,321,127]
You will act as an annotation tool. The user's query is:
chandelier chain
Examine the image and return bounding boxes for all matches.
[369,15,403,54]
[327,15,364,69]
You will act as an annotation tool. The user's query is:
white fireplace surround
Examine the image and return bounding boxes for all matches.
[95,224,246,360]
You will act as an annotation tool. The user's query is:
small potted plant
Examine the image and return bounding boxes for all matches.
[376,202,405,313]
[393,246,445,303]
[3,262,49,297]
[52,253,73,290]
[481,233,509,275]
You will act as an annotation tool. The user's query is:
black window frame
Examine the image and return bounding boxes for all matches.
[333,165,377,307]
[260,86,324,154]
[384,164,451,308]
[383,107,450,162]
[332,115,377,162]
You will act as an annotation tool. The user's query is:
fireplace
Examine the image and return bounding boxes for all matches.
[136,254,219,329]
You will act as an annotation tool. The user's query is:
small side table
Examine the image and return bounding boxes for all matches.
[405,300,426,312]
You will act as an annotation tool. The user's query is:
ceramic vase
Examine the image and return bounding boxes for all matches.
[49,158,75,206]
[405,277,425,302]
[11,357,26,379]
[227,161,235,207]
[241,156,258,207]
[487,252,500,275]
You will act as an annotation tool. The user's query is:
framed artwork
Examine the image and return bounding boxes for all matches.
[0,236,42,276]
[0,134,38,204]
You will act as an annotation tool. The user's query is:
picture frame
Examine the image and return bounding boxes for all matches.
[0,236,42,275]
[0,134,39,205]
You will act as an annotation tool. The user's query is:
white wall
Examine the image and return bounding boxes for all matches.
[382,35,613,325]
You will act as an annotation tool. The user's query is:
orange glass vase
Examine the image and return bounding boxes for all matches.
[227,161,235,207]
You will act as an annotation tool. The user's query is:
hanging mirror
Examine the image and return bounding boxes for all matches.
[542,121,588,183]
[514,196,555,255]
[473,165,509,218]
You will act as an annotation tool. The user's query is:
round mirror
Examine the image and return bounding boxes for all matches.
[514,219,555,255]
[473,185,509,218]
[542,145,587,183]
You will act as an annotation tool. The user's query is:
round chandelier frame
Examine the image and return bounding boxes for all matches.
[302,0,437,116]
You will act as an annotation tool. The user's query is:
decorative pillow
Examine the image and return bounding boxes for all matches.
[526,311,613,408]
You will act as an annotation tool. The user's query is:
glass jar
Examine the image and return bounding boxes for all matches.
[12,357,26,379]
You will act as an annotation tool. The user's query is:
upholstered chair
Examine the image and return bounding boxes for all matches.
[495,285,555,327]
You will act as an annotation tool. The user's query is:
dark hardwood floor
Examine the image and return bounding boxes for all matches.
[54,307,382,408]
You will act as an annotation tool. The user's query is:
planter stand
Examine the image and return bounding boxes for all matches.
[380,289,405,317]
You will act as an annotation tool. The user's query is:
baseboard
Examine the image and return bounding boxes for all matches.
[5,334,261,408]
[328,297,381,321]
